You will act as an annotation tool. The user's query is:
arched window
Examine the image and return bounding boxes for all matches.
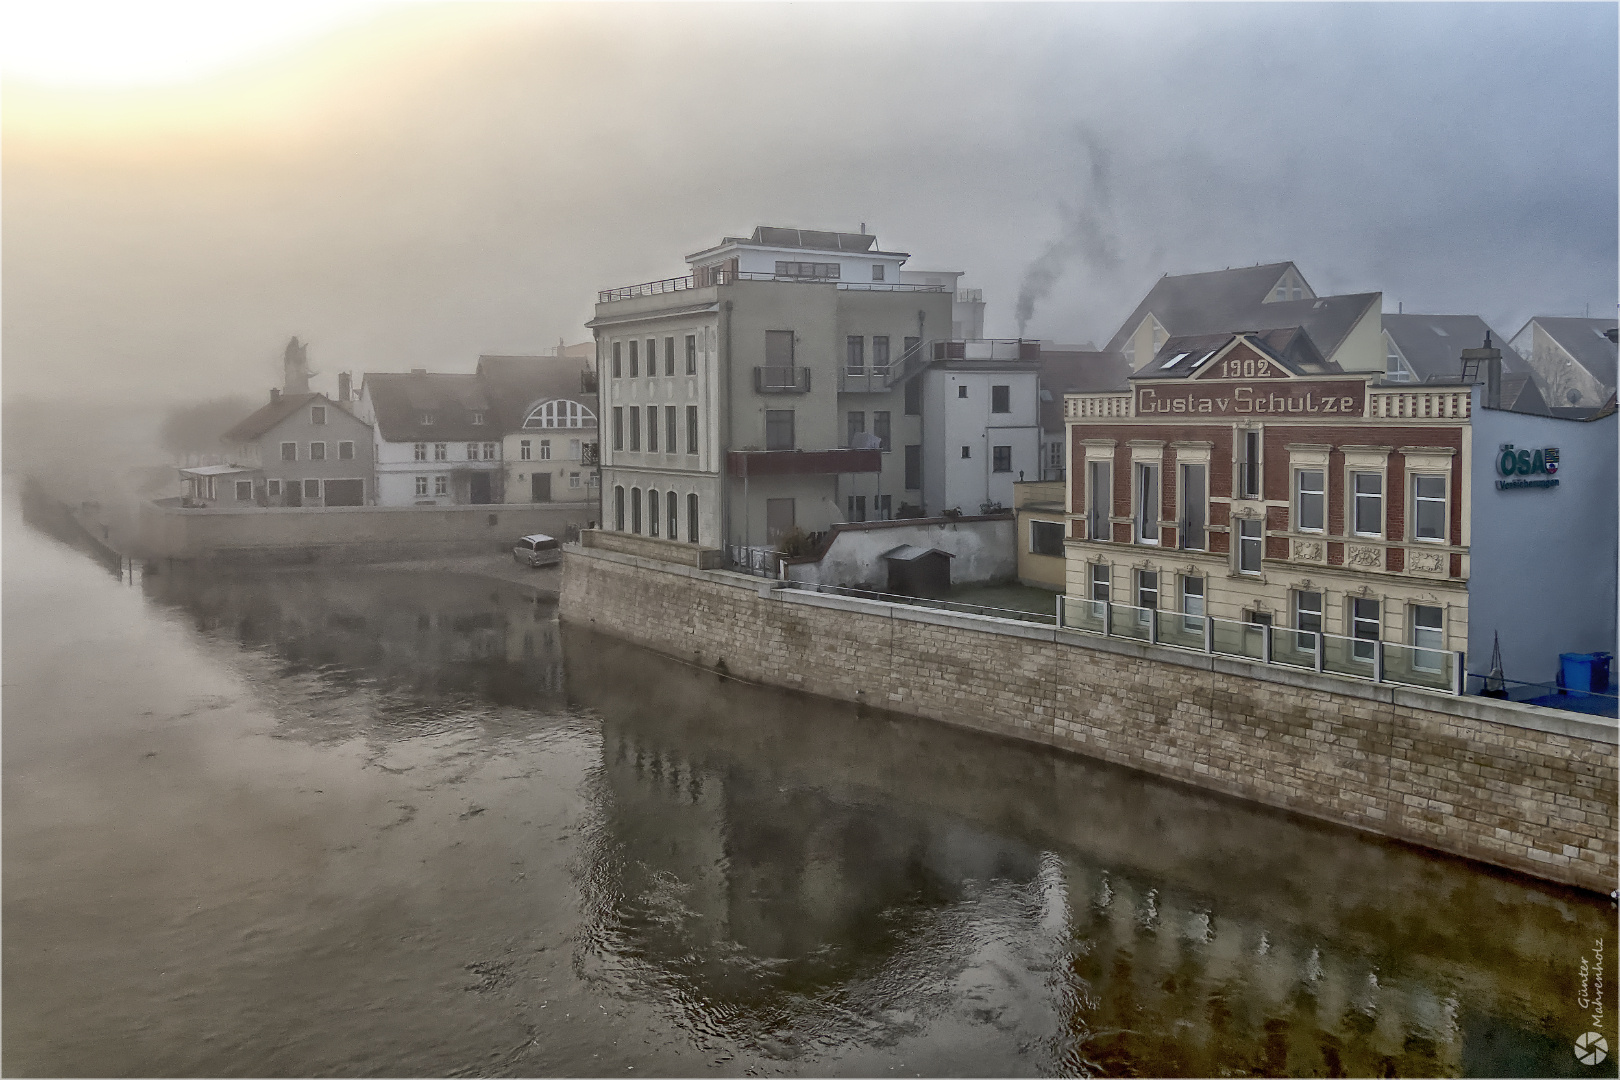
[647,489,660,537]
[630,487,642,534]
[614,486,625,531]
[667,491,678,540]
[523,399,598,430]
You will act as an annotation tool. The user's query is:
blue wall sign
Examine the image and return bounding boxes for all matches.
[1496,443,1560,490]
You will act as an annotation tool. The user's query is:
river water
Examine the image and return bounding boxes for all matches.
[4,506,1615,1078]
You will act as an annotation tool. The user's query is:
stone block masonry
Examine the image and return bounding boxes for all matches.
[560,545,1618,894]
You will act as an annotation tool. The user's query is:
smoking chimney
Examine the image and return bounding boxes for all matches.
[338,371,352,402]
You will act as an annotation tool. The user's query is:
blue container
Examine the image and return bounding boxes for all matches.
[1559,652,1613,695]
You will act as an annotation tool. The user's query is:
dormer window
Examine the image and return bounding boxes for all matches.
[1385,341,1413,382]
[471,411,485,425]
[420,412,435,425]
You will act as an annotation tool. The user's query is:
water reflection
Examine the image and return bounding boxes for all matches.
[564,629,1614,1078]
[7,541,1612,1077]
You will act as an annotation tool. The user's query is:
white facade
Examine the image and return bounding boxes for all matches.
[501,396,599,505]
[920,365,1041,514]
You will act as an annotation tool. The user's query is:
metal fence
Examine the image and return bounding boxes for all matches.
[1057,599,1464,695]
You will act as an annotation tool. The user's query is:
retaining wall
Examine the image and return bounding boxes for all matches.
[138,500,593,564]
[559,544,1618,893]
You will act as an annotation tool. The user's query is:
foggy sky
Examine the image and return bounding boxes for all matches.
[4,2,1615,405]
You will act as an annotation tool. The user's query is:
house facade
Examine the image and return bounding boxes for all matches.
[1063,329,1472,689]
[356,372,501,506]
[475,355,600,505]
[590,226,975,563]
[217,390,374,507]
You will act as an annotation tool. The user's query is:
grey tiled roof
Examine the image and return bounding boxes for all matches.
[475,355,598,432]
[1383,313,1525,383]
[1103,263,1297,353]
[1523,316,1618,389]
[1132,328,1339,381]
[221,393,355,443]
[363,373,491,442]
[1037,349,1131,433]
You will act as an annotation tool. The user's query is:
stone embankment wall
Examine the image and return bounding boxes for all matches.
[560,544,1618,893]
[138,500,593,565]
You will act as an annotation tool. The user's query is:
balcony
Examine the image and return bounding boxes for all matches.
[931,339,1040,362]
[726,448,882,477]
[598,271,949,305]
[754,366,812,394]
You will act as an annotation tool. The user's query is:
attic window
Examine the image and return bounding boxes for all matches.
[1039,389,1053,402]
[1191,349,1218,369]
[1431,326,1449,337]
[1161,351,1192,370]
[420,412,435,425]
[471,411,485,425]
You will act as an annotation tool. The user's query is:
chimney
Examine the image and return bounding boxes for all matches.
[270,388,281,404]
[338,371,352,401]
[1461,332,1503,409]
[411,368,427,377]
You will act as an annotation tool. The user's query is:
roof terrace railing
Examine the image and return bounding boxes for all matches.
[598,271,950,304]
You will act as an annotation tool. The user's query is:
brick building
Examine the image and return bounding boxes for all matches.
[1063,328,1473,686]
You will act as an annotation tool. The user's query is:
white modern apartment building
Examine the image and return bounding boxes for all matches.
[588,226,1029,566]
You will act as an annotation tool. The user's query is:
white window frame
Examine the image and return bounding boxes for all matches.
[433,443,448,462]
[433,475,448,497]
[413,442,427,461]
[415,476,428,497]
[1351,597,1380,662]
[1412,474,1447,542]
[1237,517,1263,574]
[1295,468,1325,532]
[1293,590,1323,652]
[1411,603,1445,671]
[1135,463,1160,545]
[1352,471,1383,537]
[1180,575,1204,631]
[520,439,532,461]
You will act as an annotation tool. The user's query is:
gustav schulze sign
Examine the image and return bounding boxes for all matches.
[1135,380,1366,418]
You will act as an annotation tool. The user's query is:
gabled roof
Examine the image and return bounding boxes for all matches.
[1104,263,1299,353]
[362,373,491,442]
[1383,314,1525,383]
[221,392,354,443]
[689,225,907,261]
[1037,349,1131,433]
[1133,329,1341,381]
[475,355,598,431]
[1241,293,1380,364]
[1521,316,1618,389]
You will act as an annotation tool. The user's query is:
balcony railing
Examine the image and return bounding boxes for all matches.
[755,366,811,393]
[1066,393,1133,419]
[599,271,949,304]
[1056,600,1464,694]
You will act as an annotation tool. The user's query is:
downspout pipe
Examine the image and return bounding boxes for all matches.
[720,300,734,556]
[592,328,603,531]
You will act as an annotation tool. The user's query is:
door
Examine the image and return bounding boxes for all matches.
[469,472,491,504]
[324,479,364,506]
[765,498,795,545]
[531,472,551,503]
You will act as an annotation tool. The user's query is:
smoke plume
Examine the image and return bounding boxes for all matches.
[1016,131,1121,336]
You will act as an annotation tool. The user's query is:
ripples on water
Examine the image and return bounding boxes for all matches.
[4,518,1614,1077]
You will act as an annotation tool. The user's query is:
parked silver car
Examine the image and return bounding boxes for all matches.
[512,533,561,568]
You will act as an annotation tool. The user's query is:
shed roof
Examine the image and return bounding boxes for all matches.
[882,544,953,561]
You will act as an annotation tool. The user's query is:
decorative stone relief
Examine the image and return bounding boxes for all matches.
[1291,539,1324,562]
[1346,544,1383,569]
[1408,549,1446,574]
